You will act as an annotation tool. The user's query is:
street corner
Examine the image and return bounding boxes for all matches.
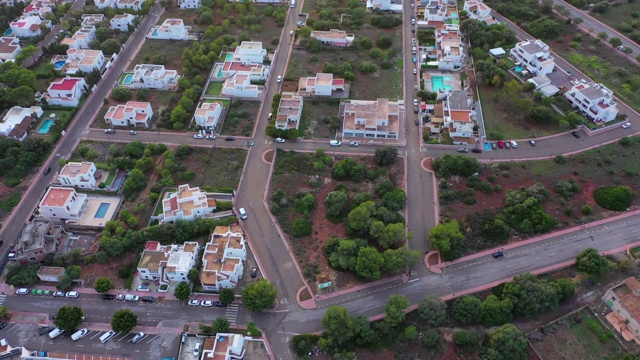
[425,251,442,274]
[262,149,275,165]
[421,157,434,173]
[296,287,317,310]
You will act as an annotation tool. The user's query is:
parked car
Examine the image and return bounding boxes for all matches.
[277,75,282,83]
[52,291,65,297]
[296,21,305,27]
[348,141,359,147]
[413,99,418,106]
[571,130,581,138]
[251,267,258,278]
[412,68,417,74]
[289,30,294,36]
[510,140,518,148]
[529,140,536,146]
[102,294,116,300]
[131,332,145,343]
[471,148,482,153]
[618,45,626,51]
[129,130,137,135]
[141,296,156,303]
[201,301,213,307]
[457,147,468,153]
[7,250,15,260]
[15,288,29,295]
[194,133,204,139]
[0,323,7,331]
[275,137,285,143]
[124,294,139,301]
[412,57,417,63]
[104,129,116,134]
[268,113,273,120]
[188,300,200,306]
[245,141,254,147]
[225,137,235,141]
[65,291,79,298]
[71,328,88,341]
[496,141,504,149]
[492,251,504,258]
[116,293,125,300]
[213,301,226,307]
[39,326,55,335]
[491,142,497,150]
[622,122,631,129]
[414,106,419,114]
[205,135,216,140]
[329,140,341,146]
[44,167,51,175]
[412,38,416,45]
[505,142,510,149]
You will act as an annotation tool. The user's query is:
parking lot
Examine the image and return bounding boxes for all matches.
[0,323,180,358]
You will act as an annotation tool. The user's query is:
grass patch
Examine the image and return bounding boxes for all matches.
[205,82,223,96]
[188,147,246,189]
[204,98,230,107]
[130,40,194,72]
[219,99,259,136]
[593,2,640,31]
[104,171,116,186]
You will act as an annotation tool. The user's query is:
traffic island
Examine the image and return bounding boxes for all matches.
[425,251,442,274]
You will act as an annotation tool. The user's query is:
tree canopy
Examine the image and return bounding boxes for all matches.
[93,277,113,293]
[432,154,481,179]
[111,309,138,333]
[429,220,466,261]
[54,306,84,332]
[576,248,611,276]
[418,296,447,327]
[481,324,528,360]
[174,281,191,302]
[242,279,277,312]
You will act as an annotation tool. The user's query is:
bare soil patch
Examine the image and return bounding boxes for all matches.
[82,251,139,290]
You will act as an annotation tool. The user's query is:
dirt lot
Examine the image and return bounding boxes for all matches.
[219,99,260,136]
[269,149,404,291]
[438,138,640,253]
[297,98,341,139]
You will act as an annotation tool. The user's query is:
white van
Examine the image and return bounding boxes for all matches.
[510,140,518,148]
[71,328,88,341]
[329,140,342,146]
[100,330,117,343]
[290,0,295,7]
[49,328,64,339]
[125,294,139,301]
[194,342,201,355]
[412,47,417,55]
[239,208,247,220]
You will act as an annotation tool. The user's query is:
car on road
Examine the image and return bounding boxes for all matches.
[510,140,518,148]
[412,56,417,63]
[571,130,581,138]
[15,288,29,295]
[65,291,79,298]
[567,70,573,76]
[413,99,418,106]
[348,141,359,147]
[206,135,216,140]
[457,147,468,153]
[213,301,226,308]
[296,21,305,27]
[102,294,116,300]
[129,130,137,135]
[188,300,200,306]
[329,140,341,146]
[53,291,65,297]
[289,30,294,36]
[194,133,204,139]
[275,137,285,143]
[491,142,497,150]
[131,332,145,343]
[492,251,504,258]
[201,301,213,307]
[268,113,273,120]
[471,148,482,153]
[116,293,125,300]
[277,75,282,83]
[618,45,626,51]
[412,38,416,45]
[412,68,417,75]
[505,141,510,149]
[225,136,235,141]
[43,166,51,175]
[622,122,631,129]
[0,323,7,331]
[104,129,116,134]
[251,267,258,278]
[415,119,420,126]
[414,105,419,114]
[245,141,254,147]
[8,250,16,260]
[141,296,156,303]
[529,140,536,146]
[39,326,55,335]
[125,294,139,301]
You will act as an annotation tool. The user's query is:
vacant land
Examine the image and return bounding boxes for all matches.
[527,308,625,360]
[298,98,341,139]
[593,2,640,36]
[219,99,260,137]
[130,40,193,72]
[184,147,246,190]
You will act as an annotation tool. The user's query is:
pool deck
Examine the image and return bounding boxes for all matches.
[76,196,121,227]
[423,73,462,93]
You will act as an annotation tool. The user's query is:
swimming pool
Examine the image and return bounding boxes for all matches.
[122,74,134,85]
[3,29,12,36]
[37,119,54,134]
[514,66,524,73]
[431,76,452,92]
[95,203,110,219]
[53,61,65,70]
[217,68,223,77]
[224,53,233,61]
[151,29,159,37]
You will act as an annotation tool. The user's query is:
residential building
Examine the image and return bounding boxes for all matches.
[13,220,68,265]
[178,0,200,8]
[128,64,179,90]
[509,39,555,76]
[275,92,303,130]
[38,187,88,221]
[110,13,135,31]
[115,0,143,11]
[232,41,267,64]
[0,36,21,61]
[200,225,247,292]
[104,101,153,127]
[37,266,65,282]
[201,333,269,360]
[10,16,44,38]
[23,2,52,18]
[194,101,223,130]
[342,98,399,139]
[58,162,97,189]
[80,14,105,26]
[310,29,355,47]
[444,91,476,145]
[43,77,87,107]
[603,277,640,344]
[436,29,465,70]
[297,72,345,96]
[159,184,218,224]
[424,0,447,25]
[137,241,200,283]
[366,0,402,11]
[64,48,105,74]
[147,18,190,40]
[564,81,619,122]
[61,25,96,49]
[0,105,42,141]
[463,0,492,22]
[220,61,270,81]
[93,0,115,8]
[221,74,261,98]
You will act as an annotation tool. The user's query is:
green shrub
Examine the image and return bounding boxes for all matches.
[593,186,633,211]
[291,218,312,238]
[463,197,477,205]
[581,205,592,215]
[554,155,567,165]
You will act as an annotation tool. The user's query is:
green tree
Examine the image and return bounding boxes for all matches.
[481,295,513,326]
[432,154,481,179]
[242,279,277,312]
[355,247,384,280]
[384,294,409,328]
[291,218,312,238]
[481,324,528,360]
[553,278,575,301]
[111,309,138,333]
[136,88,149,101]
[452,295,482,325]
[609,37,622,47]
[380,188,407,212]
[423,328,441,349]
[378,223,406,249]
[219,288,235,305]
[324,190,349,218]
[429,220,466,261]
[576,248,611,276]
[527,18,562,39]
[0,306,6,319]
[246,322,261,336]
[453,329,483,353]
[211,317,230,334]
[54,306,84,332]
[320,306,354,350]
[188,268,200,284]
[93,277,113,293]
[112,87,132,101]
[124,141,145,158]
[401,325,418,342]
[101,38,122,54]
[418,296,447,327]
[347,203,373,234]
[501,273,560,318]
[95,27,111,42]
[529,106,555,124]
[295,193,316,214]
[6,265,41,286]
[123,168,146,195]
[593,185,632,211]
[174,281,192,302]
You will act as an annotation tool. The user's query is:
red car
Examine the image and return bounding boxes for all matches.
[497,141,505,149]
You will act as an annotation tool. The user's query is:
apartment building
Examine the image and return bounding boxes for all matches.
[58,161,97,189]
[509,39,555,76]
[297,72,345,96]
[275,92,303,130]
[200,225,247,292]
[137,241,200,282]
[159,184,218,223]
[105,101,153,127]
[564,81,619,123]
[342,98,399,139]
[38,187,88,221]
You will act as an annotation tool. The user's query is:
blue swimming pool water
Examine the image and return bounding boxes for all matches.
[225,53,233,61]
[444,76,452,81]
[484,142,491,151]
[95,203,110,218]
[53,61,65,70]
[515,66,524,73]
[431,76,452,92]
[3,29,12,36]
[217,68,223,77]
[122,74,134,85]
[37,119,54,134]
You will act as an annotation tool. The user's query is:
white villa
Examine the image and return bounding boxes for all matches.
[194,102,223,130]
[10,16,45,38]
[202,334,269,360]
[463,0,493,23]
[127,64,179,90]
[61,25,96,49]
[93,0,115,8]
[310,29,354,47]
[43,77,87,107]
[116,0,143,11]
[159,184,218,224]
[220,61,270,81]
[64,48,105,74]
[80,14,105,26]
[178,0,200,8]
[366,0,402,11]
[342,98,399,140]
[297,72,345,96]
[0,36,21,61]
[221,74,261,98]
[38,187,88,221]
[0,105,42,141]
[200,225,247,292]
[509,39,555,76]
[147,18,190,40]
[105,101,153,128]
[137,241,200,283]
[444,91,476,145]
[436,29,465,70]
[232,41,267,64]
[58,162,97,189]
[275,92,303,130]
[110,13,135,31]
[565,81,619,123]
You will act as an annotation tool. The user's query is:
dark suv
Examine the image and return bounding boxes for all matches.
[44,166,51,175]
[571,131,581,138]
[141,296,156,303]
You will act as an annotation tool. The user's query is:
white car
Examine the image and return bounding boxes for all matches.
[622,122,631,129]
[329,140,341,146]
[188,300,200,306]
[194,133,204,139]
[412,38,416,45]
[124,294,139,301]
[201,301,213,307]
[275,138,285,143]
[413,99,418,106]
[289,30,294,36]
[15,288,29,295]
[277,75,282,83]
[65,291,79,298]
[131,332,145,343]
[413,68,417,74]
[348,141,359,147]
